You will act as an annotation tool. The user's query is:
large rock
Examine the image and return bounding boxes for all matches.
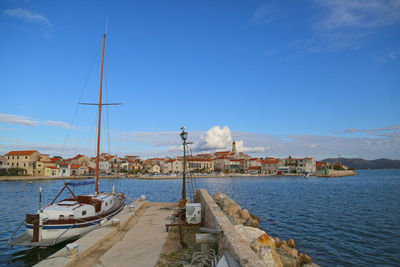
[250,233,276,252]
[276,248,300,267]
[288,238,296,248]
[213,192,260,228]
[240,209,251,220]
[234,224,266,245]
[280,243,298,258]
[298,253,312,264]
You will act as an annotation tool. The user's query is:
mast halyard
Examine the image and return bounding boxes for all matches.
[95,33,106,195]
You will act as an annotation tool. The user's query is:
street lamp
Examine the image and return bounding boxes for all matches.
[180,126,188,206]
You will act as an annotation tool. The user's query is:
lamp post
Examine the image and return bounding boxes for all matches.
[180,127,188,205]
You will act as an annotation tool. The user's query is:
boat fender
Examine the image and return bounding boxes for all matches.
[65,243,79,258]
[111,219,120,227]
[128,205,136,213]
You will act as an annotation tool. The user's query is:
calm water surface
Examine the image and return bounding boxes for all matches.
[0,169,399,266]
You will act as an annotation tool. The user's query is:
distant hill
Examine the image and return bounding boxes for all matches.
[321,158,400,169]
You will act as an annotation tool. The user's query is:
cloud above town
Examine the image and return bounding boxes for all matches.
[251,0,400,53]
[0,113,76,130]
[1,120,400,160]
[44,120,76,130]
[2,8,51,26]
[0,113,39,127]
[116,125,400,160]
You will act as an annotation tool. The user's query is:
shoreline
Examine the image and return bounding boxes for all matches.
[0,170,357,181]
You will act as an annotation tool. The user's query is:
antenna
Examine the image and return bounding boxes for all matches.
[105,17,108,35]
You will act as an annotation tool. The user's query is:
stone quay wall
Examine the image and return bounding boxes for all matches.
[195,189,271,267]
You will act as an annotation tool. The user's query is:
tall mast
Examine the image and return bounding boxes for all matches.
[95,32,106,195]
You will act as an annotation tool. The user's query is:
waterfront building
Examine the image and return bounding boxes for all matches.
[171,158,183,174]
[70,154,95,168]
[44,166,59,177]
[5,150,40,175]
[187,158,214,173]
[213,156,230,172]
[99,159,110,174]
[59,164,71,177]
[126,159,142,173]
[0,155,8,171]
[261,159,280,174]
[144,163,160,174]
[227,159,245,173]
[247,166,261,174]
[246,158,262,169]
[280,157,316,174]
[102,155,124,173]
[33,160,57,176]
[39,154,50,161]
[161,159,173,174]
[70,164,89,176]
[124,155,139,161]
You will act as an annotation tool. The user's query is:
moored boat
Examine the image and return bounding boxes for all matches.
[9,23,126,247]
[25,181,125,243]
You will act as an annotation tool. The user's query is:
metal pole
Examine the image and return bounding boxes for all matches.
[182,139,186,201]
[95,33,106,195]
[39,188,42,211]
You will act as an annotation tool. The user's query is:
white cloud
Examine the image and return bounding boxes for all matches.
[2,8,51,25]
[0,113,39,127]
[2,124,399,160]
[344,125,400,137]
[289,0,400,53]
[202,126,232,149]
[45,120,76,130]
[315,0,400,30]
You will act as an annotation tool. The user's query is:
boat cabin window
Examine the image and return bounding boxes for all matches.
[82,210,87,216]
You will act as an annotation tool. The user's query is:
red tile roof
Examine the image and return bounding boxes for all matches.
[6,150,38,156]
[261,160,280,164]
[214,151,230,155]
[187,158,212,162]
[45,166,58,169]
[248,166,261,170]
[72,154,85,159]
[70,164,83,169]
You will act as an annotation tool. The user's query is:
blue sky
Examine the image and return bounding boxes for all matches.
[1,0,400,160]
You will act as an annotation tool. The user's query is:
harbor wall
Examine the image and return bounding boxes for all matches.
[195,189,272,267]
[316,169,357,177]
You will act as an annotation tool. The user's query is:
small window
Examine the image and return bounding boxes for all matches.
[82,210,87,216]
[105,202,108,206]
[25,156,27,159]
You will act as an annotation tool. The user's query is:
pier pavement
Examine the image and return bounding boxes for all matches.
[35,201,176,267]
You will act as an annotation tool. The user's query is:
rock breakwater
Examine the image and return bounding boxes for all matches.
[213,192,319,267]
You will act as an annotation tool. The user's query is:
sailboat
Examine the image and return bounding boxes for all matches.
[9,26,126,247]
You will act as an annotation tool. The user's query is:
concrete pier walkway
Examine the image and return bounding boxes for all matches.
[93,202,175,267]
[35,202,176,267]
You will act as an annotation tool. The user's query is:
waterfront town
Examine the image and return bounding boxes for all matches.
[0,141,348,178]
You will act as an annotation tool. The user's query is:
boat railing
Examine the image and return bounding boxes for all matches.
[8,219,25,247]
[52,223,76,246]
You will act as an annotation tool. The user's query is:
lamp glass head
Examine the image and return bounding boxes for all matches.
[180,131,188,141]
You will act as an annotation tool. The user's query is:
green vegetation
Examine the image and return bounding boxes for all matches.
[0,167,27,176]
[156,226,207,267]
